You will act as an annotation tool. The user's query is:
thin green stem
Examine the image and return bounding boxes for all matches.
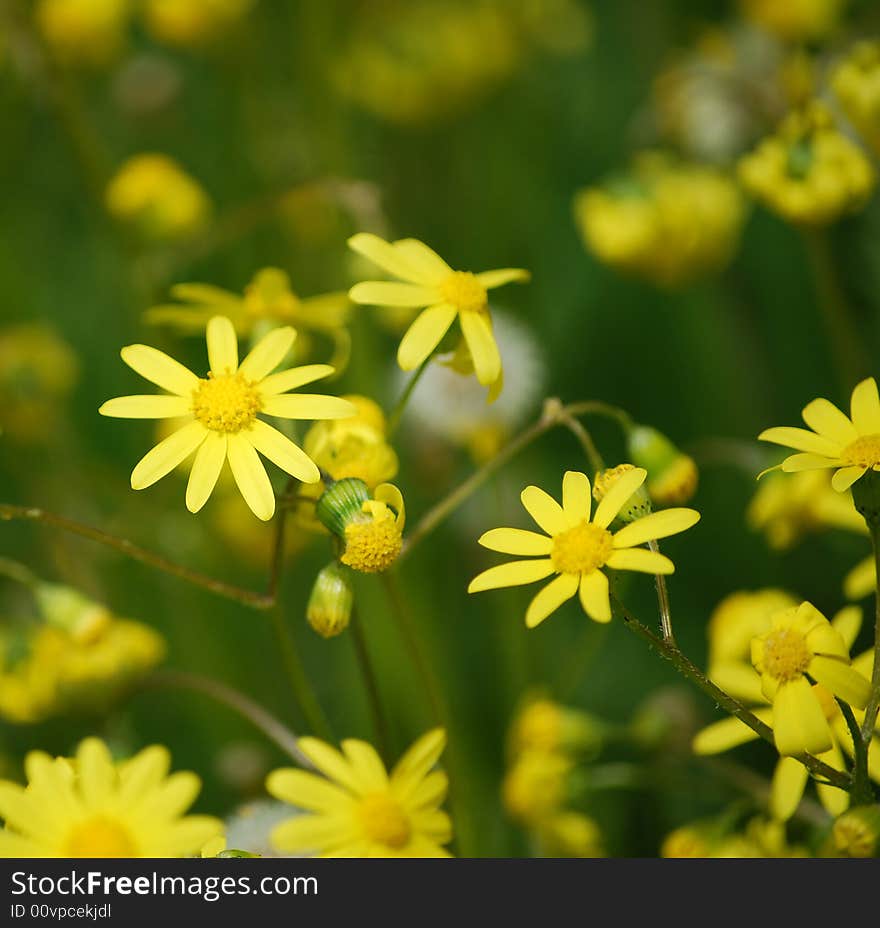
[0,503,275,609]
[0,556,38,588]
[387,355,432,436]
[565,399,635,433]
[558,410,604,474]
[350,608,392,761]
[143,670,313,768]
[860,522,880,744]
[838,698,873,805]
[648,539,675,645]
[614,595,852,790]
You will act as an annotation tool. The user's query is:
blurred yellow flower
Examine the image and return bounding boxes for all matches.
[535,811,604,858]
[833,41,880,155]
[748,469,865,550]
[267,728,452,857]
[627,425,699,505]
[508,696,603,758]
[0,324,78,443]
[738,0,846,43]
[738,102,874,226]
[759,376,880,492]
[35,0,131,66]
[469,468,700,627]
[142,0,254,47]
[0,737,222,856]
[348,233,529,398]
[574,154,745,287]
[105,154,211,241]
[99,316,354,520]
[502,749,572,827]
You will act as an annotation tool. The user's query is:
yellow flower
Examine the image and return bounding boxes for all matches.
[833,41,880,154]
[338,484,405,574]
[142,0,254,47]
[738,102,874,226]
[99,315,355,520]
[0,737,222,857]
[266,729,452,857]
[508,695,603,757]
[36,0,131,66]
[738,0,846,42]
[347,233,529,396]
[536,811,604,858]
[502,749,572,827]
[468,468,700,627]
[105,154,211,241]
[748,470,865,550]
[759,376,880,492]
[751,602,870,756]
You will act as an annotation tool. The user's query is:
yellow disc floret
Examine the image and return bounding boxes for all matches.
[357,794,412,849]
[840,434,880,469]
[551,522,614,575]
[191,372,261,433]
[341,517,403,573]
[761,627,811,683]
[65,817,137,858]
[440,271,488,313]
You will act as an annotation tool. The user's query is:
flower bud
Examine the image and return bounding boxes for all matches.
[315,477,371,537]
[306,564,354,638]
[33,583,112,644]
[627,424,698,505]
[509,696,605,758]
[592,464,652,523]
[833,805,880,858]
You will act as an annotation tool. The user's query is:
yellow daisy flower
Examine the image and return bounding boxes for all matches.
[99,316,355,521]
[759,377,880,492]
[0,737,222,857]
[266,728,452,858]
[347,232,529,392]
[468,468,700,627]
[751,602,871,757]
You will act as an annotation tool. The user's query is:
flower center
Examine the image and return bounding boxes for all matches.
[340,517,402,574]
[439,271,487,314]
[551,522,614,575]
[840,434,880,468]
[64,817,137,857]
[191,372,261,433]
[357,793,411,849]
[761,628,811,683]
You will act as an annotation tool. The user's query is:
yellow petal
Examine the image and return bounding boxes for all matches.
[248,420,320,484]
[459,311,501,385]
[758,426,840,457]
[781,453,838,472]
[238,325,296,380]
[521,485,569,535]
[206,316,238,375]
[612,508,700,547]
[227,432,275,520]
[392,238,451,285]
[578,570,611,623]
[478,528,553,556]
[831,606,862,650]
[349,281,438,307]
[185,431,227,513]
[692,716,762,755]
[815,744,849,817]
[832,466,866,492]
[131,421,207,490]
[391,729,446,794]
[844,556,875,601]
[525,573,579,628]
[341,740,389,790]
[297,738,361,792]
[593,466,648,528]
[709,662,766,704]
[271,814,351,853]
[396,304,457,370]
[809,656,871,709]
[259,364,336,396]
[120,344,199,396]
[773,677,833,756]
[605,547,674,574]
[850,377,880,433]
[475,268,530,289]
[99,395,192,418]
[468,559,555,593]
[261,394,356,420]
[801,398,857,445]
[77,738,114,810]
[769,756,809,821]
[562,471,591,522]
[347,232,428,284]
[266,769,352,812]
[374,483,405,529]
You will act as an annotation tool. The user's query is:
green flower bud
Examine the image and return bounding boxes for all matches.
[315,477,370,536]
[592,464,652,524]
[33,583,111,643]
[628,424,698,505]
[833,805,880,857]
[306,564,354,638]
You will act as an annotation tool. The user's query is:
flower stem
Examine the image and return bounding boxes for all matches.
[386,355,432,436]
[0,556,38,588]
[648,539,675,645]
[143,669,314,768]
[614,595,852,790]
[838,698,873,805]
[350,608,392,761]
[557,409,605,474]
[860,521,880,747]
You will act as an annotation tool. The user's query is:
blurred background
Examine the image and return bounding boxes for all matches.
[2,0,880,857]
